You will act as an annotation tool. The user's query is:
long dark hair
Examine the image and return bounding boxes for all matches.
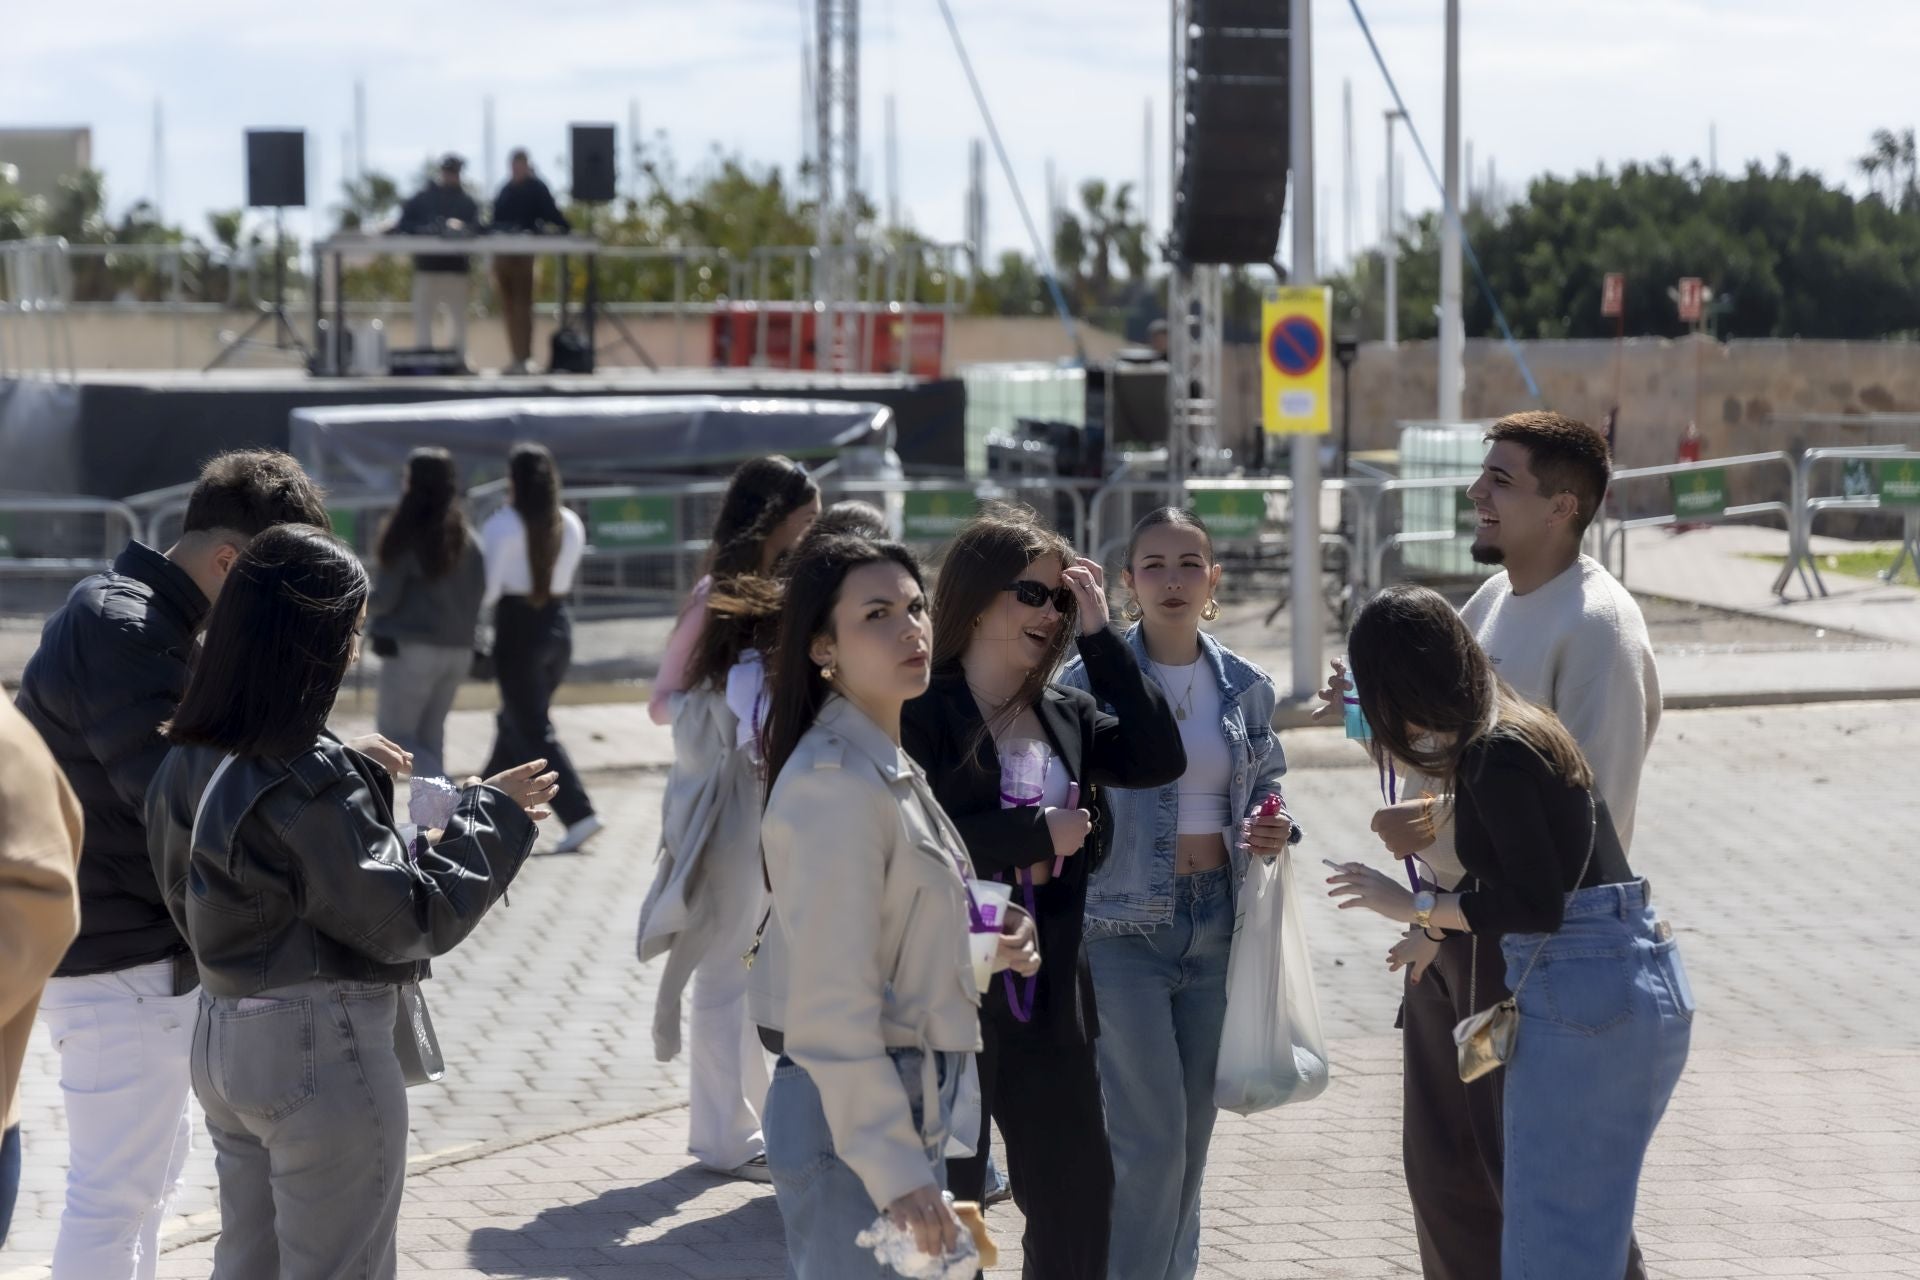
[1347,584,1593,798]
[376,447,468,578]
[686,455,820,691]
[1125,505,1215,567]
[760,533,925,794]
[929,503,1076,740]
[509,442,564,606]
[166,525,369,757]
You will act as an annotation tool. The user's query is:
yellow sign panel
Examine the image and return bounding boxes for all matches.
[1260,286,1333,436]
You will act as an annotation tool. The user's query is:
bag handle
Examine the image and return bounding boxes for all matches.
[1468,789,1597,1013]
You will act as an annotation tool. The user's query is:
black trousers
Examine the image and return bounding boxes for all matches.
[483,597,593,827]
[1403,930,1647,1280]
[948,1018,1112,1280]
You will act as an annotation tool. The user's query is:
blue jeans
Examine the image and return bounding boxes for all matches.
[1087,865,1234,1280]
[0,1124,19,1246]
[1501,881,1694,1280]
[765,1049,963,1280]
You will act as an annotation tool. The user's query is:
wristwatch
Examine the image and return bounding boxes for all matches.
[1411,890,1438,933]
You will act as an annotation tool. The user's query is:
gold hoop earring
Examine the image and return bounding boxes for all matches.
[1201,599,1221,622]
[1122,599,1143,622]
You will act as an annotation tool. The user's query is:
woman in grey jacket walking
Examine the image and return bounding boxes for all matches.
[369,447,486,780]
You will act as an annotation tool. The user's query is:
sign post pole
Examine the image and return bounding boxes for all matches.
[1285,0,1320,703]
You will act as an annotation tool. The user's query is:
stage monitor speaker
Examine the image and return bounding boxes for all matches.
[1173,0,1290,265]
[245,130,307,209]
[570,125,617,202]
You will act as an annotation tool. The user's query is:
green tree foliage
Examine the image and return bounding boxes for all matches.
[1328,135,1920,342]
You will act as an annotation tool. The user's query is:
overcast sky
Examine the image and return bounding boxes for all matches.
[7,0,1920,270]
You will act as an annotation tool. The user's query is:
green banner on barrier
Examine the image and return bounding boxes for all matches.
[1670,467,1728,520]
[1454,487,1479,536]
[1879,458,1920,509]
[1189,489,1265,542]
[902,489,978,542]
[589,496,676,548]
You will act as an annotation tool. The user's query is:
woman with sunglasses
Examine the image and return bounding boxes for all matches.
[901,505,1185,1280]
[1061,507,1300,1280]
[1327,585,1692,1278]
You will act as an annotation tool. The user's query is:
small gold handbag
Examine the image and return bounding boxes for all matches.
[1453,794,1595,1084]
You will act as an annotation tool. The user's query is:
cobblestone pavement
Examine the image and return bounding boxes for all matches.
[7,701,1920,1278]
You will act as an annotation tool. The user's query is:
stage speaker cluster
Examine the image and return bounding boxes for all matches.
[1172,0,1290,265]
[245,129,307,209]
[570,125,617,203]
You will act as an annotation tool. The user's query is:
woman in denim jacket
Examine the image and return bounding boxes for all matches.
[1059,508,1300,1280]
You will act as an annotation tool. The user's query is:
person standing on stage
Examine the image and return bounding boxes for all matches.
[397,154,481,362]
[489,148,570,375]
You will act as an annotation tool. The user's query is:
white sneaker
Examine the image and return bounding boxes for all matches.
[552,814,604,854]
[728,1153,772,1183]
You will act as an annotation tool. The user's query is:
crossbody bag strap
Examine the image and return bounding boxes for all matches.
[190,753,241,852]
[1467,788,1598,1011]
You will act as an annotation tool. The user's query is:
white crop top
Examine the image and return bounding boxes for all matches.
[1151,657,1233,834]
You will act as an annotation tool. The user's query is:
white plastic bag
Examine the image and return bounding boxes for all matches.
[1215,847,1331,1114]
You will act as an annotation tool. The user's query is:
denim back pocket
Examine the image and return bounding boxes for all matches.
[211,997,317,1122]
[1522,946,1635,1037]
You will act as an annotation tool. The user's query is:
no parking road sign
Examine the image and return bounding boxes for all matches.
[1261,286,1332,435]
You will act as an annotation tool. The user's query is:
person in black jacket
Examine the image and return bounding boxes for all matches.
[901,505,1184,1280]
[14,448,407,1280]
[396,154,482,361]
[147,524,557,1280]
[490,148,569,374]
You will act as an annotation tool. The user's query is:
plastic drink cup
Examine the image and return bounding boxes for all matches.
[999,739,1050,807]
[1343,680,1371,741]
[967,880,1015,992]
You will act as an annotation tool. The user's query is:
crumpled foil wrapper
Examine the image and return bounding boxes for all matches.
[853,1193,980,1279]
[408,774,461,834]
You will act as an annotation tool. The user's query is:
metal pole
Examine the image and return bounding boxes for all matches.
[1383,110,1400,347]
[1289,0,1322,701]
[1437,0,1464,420]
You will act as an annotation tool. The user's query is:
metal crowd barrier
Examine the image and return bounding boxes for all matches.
[1593,451,1797,587]
[0,496,141,616]
[1775,447,1920,599]
[0,236,77,379]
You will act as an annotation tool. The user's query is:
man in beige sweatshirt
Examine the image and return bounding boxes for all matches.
[1328,411,1661,1280]
[0,698,84,1246]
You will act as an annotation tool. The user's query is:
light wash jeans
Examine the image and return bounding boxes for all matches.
[36,958,196,1280]
[375,640,471,781]
[1501,880,1694,1279]
[190,979,410,1280]
[1087,864,1234,1280]
[765,1048,963,1279]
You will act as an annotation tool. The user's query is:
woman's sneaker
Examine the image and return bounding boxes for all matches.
[552,814,604,854]
[729,1153,772,1183]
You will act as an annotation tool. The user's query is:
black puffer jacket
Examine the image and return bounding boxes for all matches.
[146,734,537,997]
[15,542,207,976]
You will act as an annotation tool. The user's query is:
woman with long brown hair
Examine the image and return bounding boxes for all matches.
[480,442,597,851]
[638,455,818,1181]
[747,531,1038,1276]
[369,447,486,781]
[1327,585,1691,1279]
[900,504,1184,1280]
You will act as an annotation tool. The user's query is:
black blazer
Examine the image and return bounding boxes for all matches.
[901,626,1185,1044]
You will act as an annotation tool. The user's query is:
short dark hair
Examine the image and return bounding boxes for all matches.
[166,525,368,757]
[1484,411,1611,536]
[182,450,330,539]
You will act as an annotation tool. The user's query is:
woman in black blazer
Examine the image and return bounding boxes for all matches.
[902,505,1184,1280]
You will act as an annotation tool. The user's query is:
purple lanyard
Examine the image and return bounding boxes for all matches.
[997,785,1042,1023]
[1379,763,1425,893]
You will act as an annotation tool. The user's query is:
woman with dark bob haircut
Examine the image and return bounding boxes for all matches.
[146,524,559,1280]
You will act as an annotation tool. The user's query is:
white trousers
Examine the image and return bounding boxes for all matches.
[411,272,470,355]
[36,959,197,1280]
[686,908,770,1172]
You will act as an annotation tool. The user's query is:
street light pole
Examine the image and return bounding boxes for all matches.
[1383,109,1403,348]
[1289,0,1321,701]
[1437,0,1464,420]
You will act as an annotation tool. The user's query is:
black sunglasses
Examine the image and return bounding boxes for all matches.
[1003,580,1075,612]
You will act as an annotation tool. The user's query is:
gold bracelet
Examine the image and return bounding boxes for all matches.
[1414,794,1439,844]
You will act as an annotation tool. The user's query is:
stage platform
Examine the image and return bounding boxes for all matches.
[1,367,963,498]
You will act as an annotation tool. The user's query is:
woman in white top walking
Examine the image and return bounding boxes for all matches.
[480,442,598,852]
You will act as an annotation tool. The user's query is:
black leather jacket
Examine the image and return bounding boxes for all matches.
[146,734,536,997]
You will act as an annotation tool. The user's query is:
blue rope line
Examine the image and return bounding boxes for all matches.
[1344,0,1540,400]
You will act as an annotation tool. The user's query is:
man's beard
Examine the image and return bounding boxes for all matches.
[1470,542,1506,566]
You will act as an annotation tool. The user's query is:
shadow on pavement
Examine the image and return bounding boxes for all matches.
[466,1166,787,1278]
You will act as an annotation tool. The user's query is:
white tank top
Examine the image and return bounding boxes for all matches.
[1150,657,1233,835]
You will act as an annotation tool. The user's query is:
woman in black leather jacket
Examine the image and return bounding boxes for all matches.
[145,524,557,1280]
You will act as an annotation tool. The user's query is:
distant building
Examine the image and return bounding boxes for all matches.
[0,127,93,203]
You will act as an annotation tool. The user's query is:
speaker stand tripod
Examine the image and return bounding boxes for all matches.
[205,208,313,371]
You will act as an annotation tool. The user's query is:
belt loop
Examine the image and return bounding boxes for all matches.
[1616,883,1629,919]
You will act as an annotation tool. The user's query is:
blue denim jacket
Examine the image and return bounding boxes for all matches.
[1059,625,1289,937]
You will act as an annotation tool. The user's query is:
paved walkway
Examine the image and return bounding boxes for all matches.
[7,702,1920,1277]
